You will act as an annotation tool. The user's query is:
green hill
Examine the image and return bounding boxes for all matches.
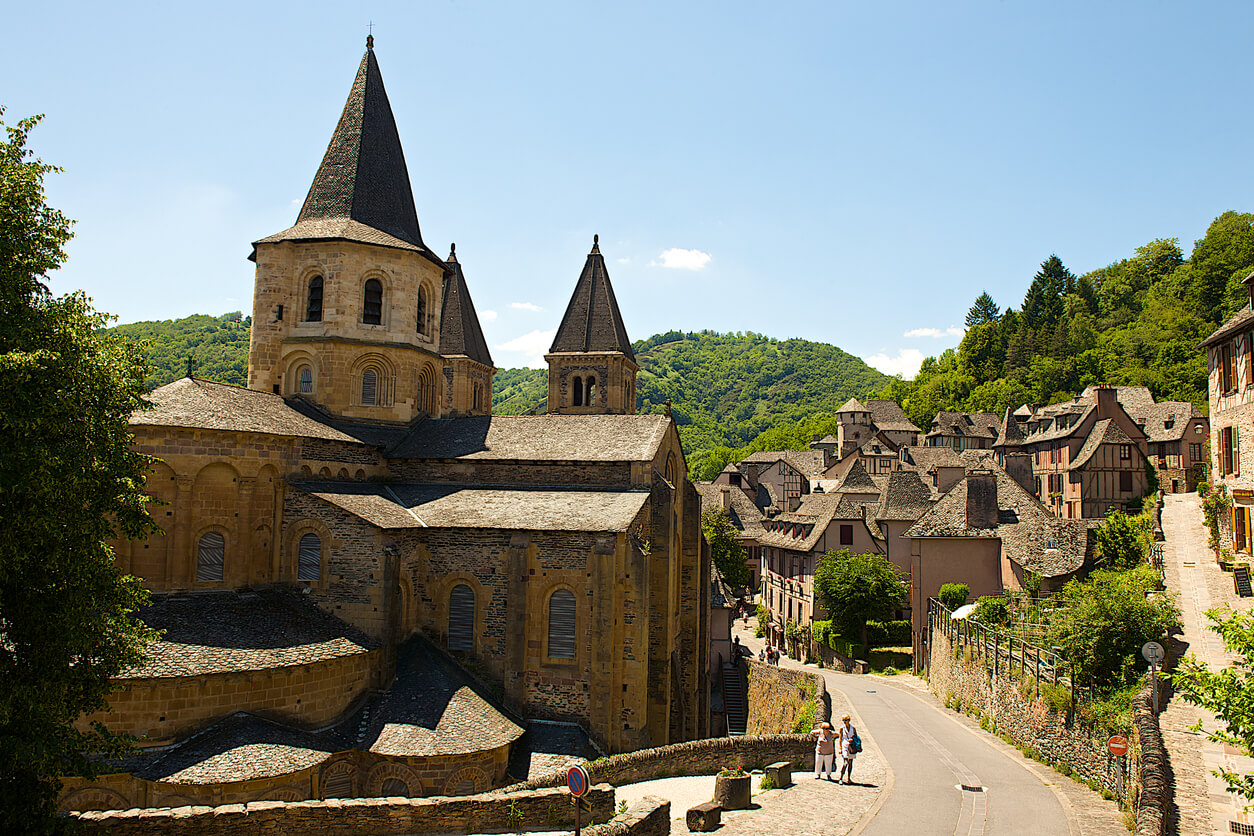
[109,312,252,391]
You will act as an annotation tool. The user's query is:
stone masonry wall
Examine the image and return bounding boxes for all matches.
[72,783,614,836]
[583,796,670,836]
[929,629,1131,799]
[745,658,830,735]
[77,649,385,745]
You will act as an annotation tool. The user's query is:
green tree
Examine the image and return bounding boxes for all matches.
[965,291,1000,327]
[1047,565,1180,688]
[0,110,159,832]
[701,509,750,590]
[938,583,970,611]
[1094,509,1152,570]
[1169,608,1254,806]
[813,549,906,650]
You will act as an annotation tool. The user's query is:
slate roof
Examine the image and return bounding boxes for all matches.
[742,449,828,477]
[867,400,921,433]
[297,482,650,532]
[1070,419,1137,468]
[755,493,840,552]
[134,378,363,442]
[1082,385,1155,414]
[833,494,883,539]
[276,45,425,252]
[122,590,379,679]
[1137,401,1206,443]
[926,411,1002,441]
[876,470,935,522]
[838,397,867,413]
[1199,301,1254,348]
[388,414,670,461]
[905,467,1093,577]
[507,721,600,782]
[898,445,963,472]
[438,245,493,367]
[839,459,880,493]
[693,482,766,539]
[549,237,635,360]
[113,637,523,784]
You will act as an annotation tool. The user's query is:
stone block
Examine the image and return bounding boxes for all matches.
[686,801,721,832]
[765,760,792,788]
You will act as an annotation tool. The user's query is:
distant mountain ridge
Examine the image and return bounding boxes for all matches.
[106,318,890,481]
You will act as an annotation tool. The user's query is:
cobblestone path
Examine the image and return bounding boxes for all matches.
[1160,492,1254,835]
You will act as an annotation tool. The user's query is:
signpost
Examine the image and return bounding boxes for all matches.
[1142,641,1165,715]
[1107,735,1128,757]
[567,764,591,836]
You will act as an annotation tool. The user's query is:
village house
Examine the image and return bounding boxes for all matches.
[62,40,709,813]
[994,386,1152,520]
[1076,386,1208,494]
[692,481,767,591]
[923,411,1002,450]
[1201,271,1254,553]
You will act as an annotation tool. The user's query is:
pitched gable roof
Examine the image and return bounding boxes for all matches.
[438,245,493,367]
[387,414,670,461]
[927,411,1002,440]
[839,459,879,493]
[1199,301,1254,348]
[876,470,934,521]
[838,397,867,413]
[867,400,921,433]
[549,236,634,360]
[1070,418,1137,468]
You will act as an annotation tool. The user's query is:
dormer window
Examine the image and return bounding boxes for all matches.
[1045,538,1058,551]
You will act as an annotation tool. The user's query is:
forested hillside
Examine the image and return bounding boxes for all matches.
[872,211,1254,429]
[109,312,251,390]
[490,331,891,478]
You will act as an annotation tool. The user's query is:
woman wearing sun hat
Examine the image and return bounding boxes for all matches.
[838,713,859,784]
[811,721,837,780]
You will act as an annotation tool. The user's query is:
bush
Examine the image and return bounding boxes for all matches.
[939,583,970,611]
[759,773,776,791]
[1094,509,1153,570]
[866,619,911,645]
[1039,680,1072,715]
[971,595,1010,627]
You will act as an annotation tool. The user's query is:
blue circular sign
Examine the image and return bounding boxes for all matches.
[567,764,591,797]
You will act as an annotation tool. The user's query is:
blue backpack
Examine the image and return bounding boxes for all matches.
[851,732,862,753]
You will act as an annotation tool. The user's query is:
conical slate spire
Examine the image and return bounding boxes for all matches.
[549,235,635,361]
[439,244,493,367]
[295,44,425,249]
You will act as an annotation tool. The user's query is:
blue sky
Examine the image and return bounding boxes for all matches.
[5,1,1254,374]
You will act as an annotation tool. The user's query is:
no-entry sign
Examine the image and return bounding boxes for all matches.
[567,764,591,797]
[1107,735,1129,757]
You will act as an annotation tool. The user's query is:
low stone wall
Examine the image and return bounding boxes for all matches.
[744,659,829,735]
[584,796,670,836]
[510,735,817,791]
[71,784,614,836]
[929,630,1130,799]
[808,641,864,673]
[1132,676,1168,836]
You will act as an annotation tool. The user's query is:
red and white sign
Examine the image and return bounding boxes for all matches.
[1107,735,1129,757]
[567,764,591,797]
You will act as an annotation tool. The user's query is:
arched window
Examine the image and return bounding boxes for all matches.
[196,532,225,582]
[363,278,383,325]
[298,533,321,581]
[473,383,482,412]
[362,368,378,405]
[665,452,675,483]
[547,589,576,659]
[586,375,597,407]
[572,375,583,407]
[305,276,323,321]
[380,778,409,796]
[449,584,474,651]
[298,365,314,394]
[416,286,427,334]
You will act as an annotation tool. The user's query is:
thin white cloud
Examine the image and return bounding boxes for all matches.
[494,329,557,369]
[651,248,711,271]
[510,301,543,312]
[864,348,926,378]
[480,309,498,322]
[617,257,631,264]
[904,327,964,338]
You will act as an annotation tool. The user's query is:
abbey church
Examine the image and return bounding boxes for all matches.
[62,40,709,812]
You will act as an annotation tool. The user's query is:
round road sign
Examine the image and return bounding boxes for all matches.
[1142,641,1165,665]
[567,764,591,798]
[1107,735,1129,757]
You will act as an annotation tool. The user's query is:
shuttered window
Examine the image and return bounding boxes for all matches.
[448,584,474,652]
[1120,471,1133,493]
[547,589,576,659]
[323,769,353,799]
[298,533,321,581]
[196,532,225,582]
[306,276,323,321]
[380,778,409,796]
[362,368,377,406]
[363,279,383,324]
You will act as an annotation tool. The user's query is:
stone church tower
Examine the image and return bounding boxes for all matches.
[545,235,638,414]
[246,38,492,422]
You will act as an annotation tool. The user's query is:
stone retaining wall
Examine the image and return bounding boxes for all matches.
[745,659,830,735]
[1133,676,1169,836]
[584,796,670,836]
[71,784,614,836]
[929,629,1130,799]
[510,734,817,791]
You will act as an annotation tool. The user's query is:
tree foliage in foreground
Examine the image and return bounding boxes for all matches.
[813,549,906,650]
[1169,608,1254,807]
[1093,509,1153,571]
[701,509,750,591]
[1047,564,1180,689]
[0,109,159,832]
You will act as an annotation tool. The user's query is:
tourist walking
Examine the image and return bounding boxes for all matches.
[812,721,838,780]
[837,713,859,784]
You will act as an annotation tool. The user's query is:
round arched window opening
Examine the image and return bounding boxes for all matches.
[380,778,410,797]
[362,368,378,406]
[363,278,383,325]
[298,365,314,394]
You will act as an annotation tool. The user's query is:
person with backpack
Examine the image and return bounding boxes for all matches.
[838,713,861,784]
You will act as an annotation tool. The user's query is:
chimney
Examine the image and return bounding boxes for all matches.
[720,487,732,512]
[1094,385,1117,418]
[966,470,998,529]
